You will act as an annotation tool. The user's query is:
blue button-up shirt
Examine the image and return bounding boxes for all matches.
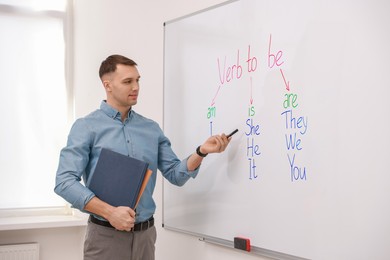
[55,101,199,223]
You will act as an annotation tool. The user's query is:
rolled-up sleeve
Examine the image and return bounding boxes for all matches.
[54,119,95,210]
[157,130,200,186]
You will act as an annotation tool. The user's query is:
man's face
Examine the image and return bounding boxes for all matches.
[105,64,140,109]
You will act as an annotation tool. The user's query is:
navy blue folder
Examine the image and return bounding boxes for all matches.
[88,148,149,209]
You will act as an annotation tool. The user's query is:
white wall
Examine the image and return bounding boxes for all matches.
[73,0,268,260]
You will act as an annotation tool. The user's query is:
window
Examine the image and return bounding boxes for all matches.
[0,0,72,209]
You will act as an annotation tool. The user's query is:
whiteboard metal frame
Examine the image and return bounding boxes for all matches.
[163,225,308,260]
[163,0,238,26]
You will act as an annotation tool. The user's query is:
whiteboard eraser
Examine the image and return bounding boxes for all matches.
[234,237,251,252]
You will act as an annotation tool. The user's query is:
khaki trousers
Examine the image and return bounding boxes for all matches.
[84,220,156,260]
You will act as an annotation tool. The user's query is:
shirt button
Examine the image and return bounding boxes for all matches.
[127,140,130,143]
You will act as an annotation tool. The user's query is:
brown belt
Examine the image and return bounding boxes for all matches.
[90,215,154,232]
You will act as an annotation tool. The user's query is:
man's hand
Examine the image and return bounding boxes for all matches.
[106,206,135,231]
[187,133,232,171]
[199,133,230,155]
[84,197,135,231]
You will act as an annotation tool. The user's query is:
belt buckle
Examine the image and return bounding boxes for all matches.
[131,218,152,232]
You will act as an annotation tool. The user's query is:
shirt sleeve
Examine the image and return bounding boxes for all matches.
[157,129,201,186]
[54,119,96,211]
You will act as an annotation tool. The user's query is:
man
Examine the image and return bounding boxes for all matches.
[54,54,231,260]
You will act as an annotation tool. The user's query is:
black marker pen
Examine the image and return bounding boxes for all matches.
[227,129,238,138]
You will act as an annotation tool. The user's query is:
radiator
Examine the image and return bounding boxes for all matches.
[0,243,39,260]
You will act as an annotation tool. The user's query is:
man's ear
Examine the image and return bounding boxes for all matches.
[103,80,111,92]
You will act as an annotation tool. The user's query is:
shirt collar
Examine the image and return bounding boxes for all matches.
[100,100,132,120]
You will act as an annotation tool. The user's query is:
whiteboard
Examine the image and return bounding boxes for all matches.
[163,0,390,259]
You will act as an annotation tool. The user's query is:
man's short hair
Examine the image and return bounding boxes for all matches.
[99,54,137,79]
